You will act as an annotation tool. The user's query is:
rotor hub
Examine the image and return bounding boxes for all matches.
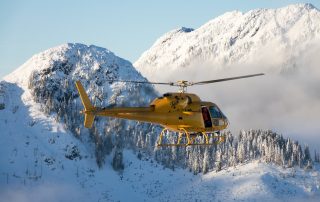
[176,80,193,93]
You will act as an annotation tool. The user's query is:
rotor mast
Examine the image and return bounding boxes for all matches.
[176,80,192,93]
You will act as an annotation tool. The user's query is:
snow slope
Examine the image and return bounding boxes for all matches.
[0,84,319,202]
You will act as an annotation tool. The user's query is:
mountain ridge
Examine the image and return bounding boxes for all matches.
[134,3,320,78]
[5,43,139,88]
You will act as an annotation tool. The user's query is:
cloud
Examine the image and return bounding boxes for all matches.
[151,41,320,152]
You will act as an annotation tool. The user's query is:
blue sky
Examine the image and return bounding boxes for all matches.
[1,0,319,78]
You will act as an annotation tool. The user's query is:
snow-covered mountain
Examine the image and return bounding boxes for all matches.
[2,43,160,168]
[134,3,320,152]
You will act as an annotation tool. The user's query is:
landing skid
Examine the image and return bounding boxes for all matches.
[157,128,225,147]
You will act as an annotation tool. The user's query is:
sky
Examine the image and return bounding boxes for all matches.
[1,0,320,78]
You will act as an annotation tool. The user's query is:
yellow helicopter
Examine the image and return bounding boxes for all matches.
[75,73,264,147]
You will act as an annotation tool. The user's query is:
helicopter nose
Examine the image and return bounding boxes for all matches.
[224,118,229,127]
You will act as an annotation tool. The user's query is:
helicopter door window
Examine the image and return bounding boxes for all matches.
[209,106,222,118]
[202,107,212,128]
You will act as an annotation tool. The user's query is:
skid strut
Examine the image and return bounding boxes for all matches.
[157,128,225,147]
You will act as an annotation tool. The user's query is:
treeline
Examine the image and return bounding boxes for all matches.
[155,130,313,174]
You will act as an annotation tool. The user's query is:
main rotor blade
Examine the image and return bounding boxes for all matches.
[106,79,174,85]
[192,73,264,85]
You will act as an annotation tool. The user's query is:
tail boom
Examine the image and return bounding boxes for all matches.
[75,80,158,128]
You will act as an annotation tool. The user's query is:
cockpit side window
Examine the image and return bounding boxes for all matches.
[209,106,223,118]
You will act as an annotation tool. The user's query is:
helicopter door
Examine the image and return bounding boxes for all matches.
[202,106,212,128]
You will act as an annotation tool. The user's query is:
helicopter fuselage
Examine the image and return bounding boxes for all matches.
[94,92,228,133]
[75,73,263,146]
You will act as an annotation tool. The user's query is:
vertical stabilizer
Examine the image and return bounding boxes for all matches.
[75,81,95,128]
